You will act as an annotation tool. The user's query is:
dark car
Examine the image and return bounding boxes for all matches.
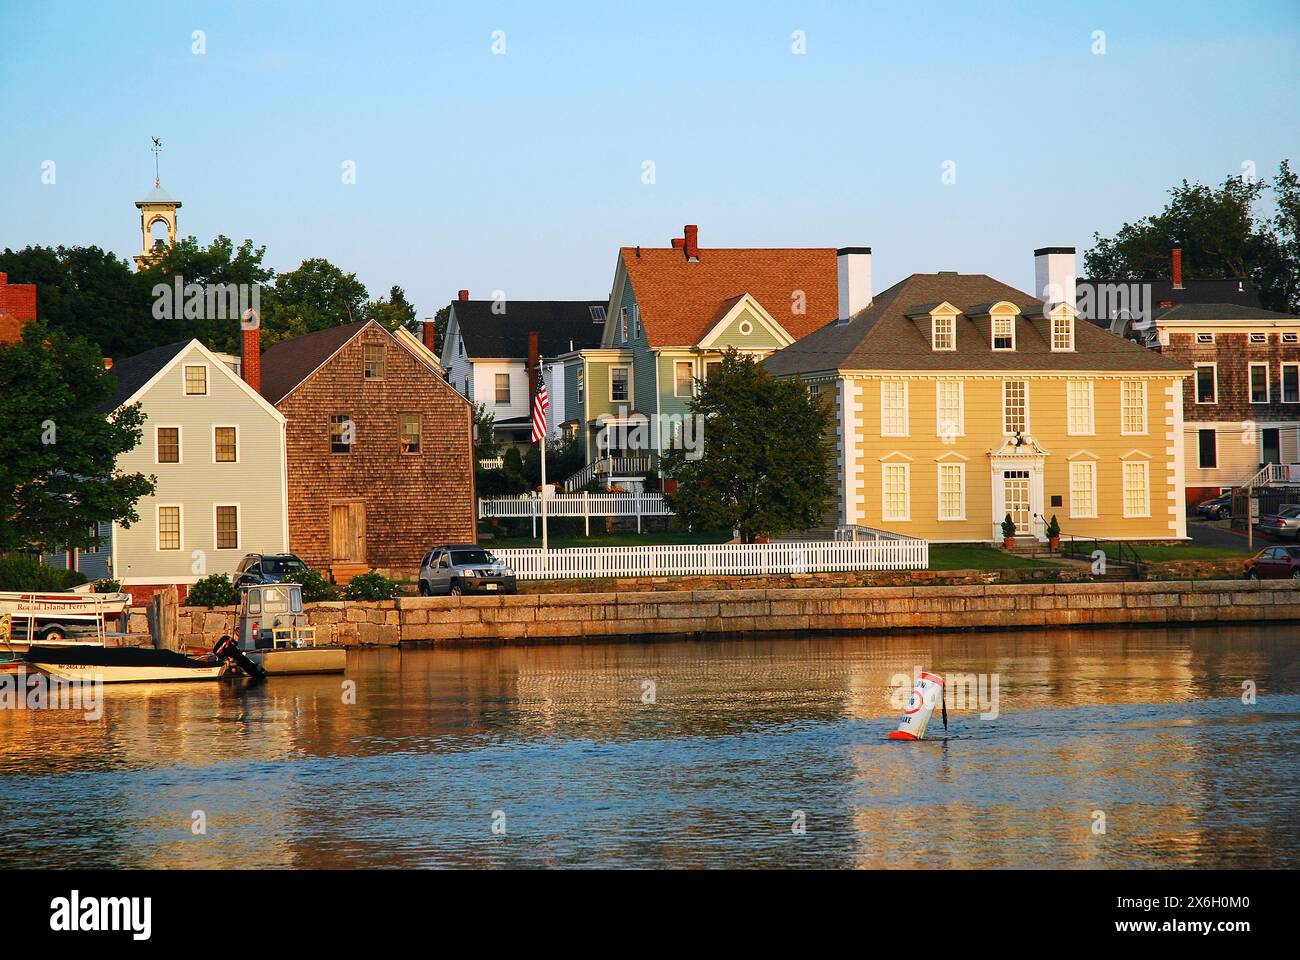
[418,545,517,596]
[1244,545,1300,580]
[234,553,309,587]
[1196,494,1232,520]
[1257,504,1300,539]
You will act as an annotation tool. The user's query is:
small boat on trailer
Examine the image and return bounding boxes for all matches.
[23,644,229,683]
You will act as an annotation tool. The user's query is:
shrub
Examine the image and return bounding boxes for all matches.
[343,572,398,601]
[186,573,240,607]
[1001,514,1017,539]
[288,567,337,602]
[0,554,87,591]
[92,578,122,593]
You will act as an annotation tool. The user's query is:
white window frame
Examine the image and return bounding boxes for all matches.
[1195,332,1215,344]
[674,360,695,398]
[1051,314,1074,351]
[1249,363,1271,404]
[881,462,911,522]
[1283,363,1300,404]
[212,424,240,464]
[610,365,631,403]
[936,462,966,521]
[363,342,386,380]
[620,308,628,342]
[1068,460,1098,519]
[935,381,964,439]
[1120,380,1147,435]
[155,425,183,465]
[1194,363,1218,404]
[576,366,584,403]
[931,315,956,351]
[1067,380,1094,436]
[991,313,1016,351]
[1284,332,1299,345]
[1249,332,1268,345]
[495,372,511,405]
[880,381,909,437]
[1122,459,1151,518]
[1197,428,1218,470]
[213,503,241,552]
[155,504,183,552]
[1002,380,1029,435]
[632,305,641,340]
[182,363,209,396]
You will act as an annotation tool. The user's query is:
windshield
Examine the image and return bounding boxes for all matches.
[263,557,306,577]
[451,549,498,566]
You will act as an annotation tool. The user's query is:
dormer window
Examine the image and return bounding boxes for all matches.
[932,315,956,350]
[992,314,1015,350]
[1051,313,1074,351]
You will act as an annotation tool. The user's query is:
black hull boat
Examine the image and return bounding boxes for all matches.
[24,645,229,683]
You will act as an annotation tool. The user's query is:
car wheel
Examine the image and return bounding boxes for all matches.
[1248,571,1260,580]
[418,580,430,596]
[1291,570,1300,580]
[449,582,464,597]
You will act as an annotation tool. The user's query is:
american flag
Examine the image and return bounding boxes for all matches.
[531,373,550,444]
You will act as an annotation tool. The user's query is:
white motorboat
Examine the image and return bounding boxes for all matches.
[24,645,229,684]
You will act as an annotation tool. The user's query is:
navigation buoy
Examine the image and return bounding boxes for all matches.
[887,671,945,741]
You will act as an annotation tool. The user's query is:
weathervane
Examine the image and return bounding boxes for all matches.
[151,137,162,187]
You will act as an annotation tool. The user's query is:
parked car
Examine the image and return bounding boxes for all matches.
[418,545,517,596]
[234,553,309,587]
[1195,494,1232,520]
[1257,504,1300,539]
[1244,545,1300,579]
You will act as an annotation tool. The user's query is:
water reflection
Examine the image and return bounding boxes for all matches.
[0,625,1296,868]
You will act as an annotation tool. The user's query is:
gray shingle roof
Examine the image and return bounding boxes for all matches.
[259,321,368,404]
[452,300,607,359]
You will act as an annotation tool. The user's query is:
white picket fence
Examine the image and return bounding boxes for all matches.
[493,538,928,580]
[479,493,673,519]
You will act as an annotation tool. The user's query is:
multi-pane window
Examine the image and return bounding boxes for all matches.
[400,413,421,454]
[675,361,694,397]
[1195,365,1217,403]
[183,365,207,395]
[881,381,908,436]
[1250,364,1270,403]
[215,505,239,550]
[1122,461,1150,517]
[1067,381,1094,435]
[495,373,511,405]
[1121,380,1147,434]
[157,427,180,463]
[620,308,629,342]
[1284,364,1300,404]
[992,314,1015,350]
[611,367,630,402]
[632,306,641,340]
[1250,332,1268,345]
[330,414,353,454]
[157,506,181,550]
[1051,314,1074,351]
[882,463,909,522]
[705,361,721,380]
[936,381,963,438]
[1284,333,1299,345]
[1069,461,1097,518]
[214,427,237,462]
[576,367,584,402]
[1003,381,1027,434]
[937,463,964,520]
[363,343,386,379]
[932,315,955,350]
[1198,429,1217,469]
[1196,333,1214,344]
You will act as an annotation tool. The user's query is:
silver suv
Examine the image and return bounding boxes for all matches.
[418,544,517,596]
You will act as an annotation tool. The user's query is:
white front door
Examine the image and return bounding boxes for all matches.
[1003,470,1031,538]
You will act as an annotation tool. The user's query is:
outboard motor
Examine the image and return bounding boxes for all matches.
[214,635,267,679]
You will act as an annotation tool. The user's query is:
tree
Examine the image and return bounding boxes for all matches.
[429,304,451,355]
[1085,160,1299,313]
[365,284,417,331]
[261,258,368,347]
[0,322,155,553]
[661,349,834,542]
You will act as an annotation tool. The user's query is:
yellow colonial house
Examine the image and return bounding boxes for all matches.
[766,247,1192,543]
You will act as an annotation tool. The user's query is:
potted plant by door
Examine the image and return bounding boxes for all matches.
[1001,513,1016,550]
[1046,514,1061,551]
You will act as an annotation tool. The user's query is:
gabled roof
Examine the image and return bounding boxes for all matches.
[765,273,1190,376]
[618,246,838,347]
[100,341,190,412]
[258,321,369,404]
[451,300,606,359]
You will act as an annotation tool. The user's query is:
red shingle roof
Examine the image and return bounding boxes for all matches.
[619,246,838,347]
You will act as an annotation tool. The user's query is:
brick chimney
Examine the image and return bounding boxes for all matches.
[527,330,539,401]
[1171,248,1183,290]
[683,224,699,261]
[422,317,437,352]
[671,237,685,251]
[0,271,38,345]
[241,325,261,394]
[458,289,470,301]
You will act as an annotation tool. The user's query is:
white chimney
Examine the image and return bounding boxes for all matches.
[1034,246,1076,312]
[837,247,872,320]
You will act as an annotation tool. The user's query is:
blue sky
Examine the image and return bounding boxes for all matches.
[2,0,1297,319]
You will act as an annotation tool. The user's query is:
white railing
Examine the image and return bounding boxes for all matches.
[480,493,673,519]
[1242,463,1297,487]
[494,538,928,580]
[562,455,654,491]
[478,457,504,470]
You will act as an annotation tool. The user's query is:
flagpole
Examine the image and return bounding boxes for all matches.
[538,357,549,553]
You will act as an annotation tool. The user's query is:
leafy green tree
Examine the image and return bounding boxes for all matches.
[0,322,155,553]
[261,258,368,346]
[1085,160,1299,313]
[661,349,834,543]
[524,432,583,488]
[429,304,451,355]
[365,284,417,331]
[473,403,501,460]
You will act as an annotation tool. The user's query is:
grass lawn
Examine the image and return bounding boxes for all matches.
[1059,542,1252,563]
[481,530,733,550]
[927,546,1060,570]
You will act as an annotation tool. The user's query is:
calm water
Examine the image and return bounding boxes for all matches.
[1,626,1298,869]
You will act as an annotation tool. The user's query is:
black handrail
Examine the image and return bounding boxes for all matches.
[1059,534,1145,573]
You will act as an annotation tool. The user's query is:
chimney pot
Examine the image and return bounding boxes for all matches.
[241,325,261,394]
[1171,248,1183,289]
[458,289,470,301]
[683,224,699,260]
[836,247,873,320]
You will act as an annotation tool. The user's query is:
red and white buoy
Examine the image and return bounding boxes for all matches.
[887,671,945,740]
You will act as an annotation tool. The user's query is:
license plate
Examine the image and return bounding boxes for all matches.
[485,583,498,591]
